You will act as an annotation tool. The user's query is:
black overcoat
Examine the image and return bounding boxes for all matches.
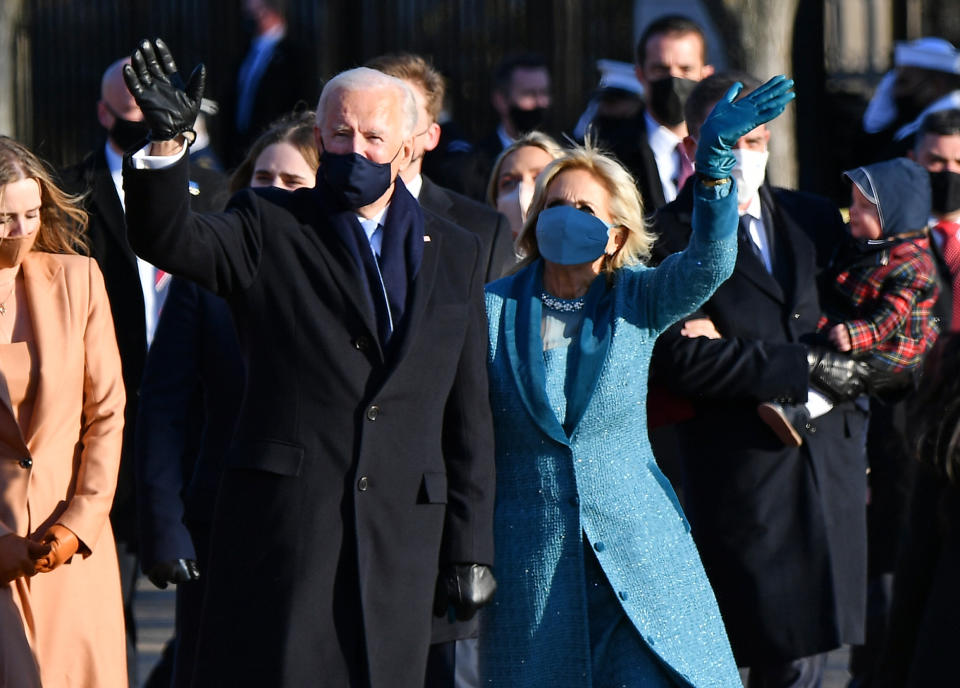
[649,183,868,666]
[122,156,496,688]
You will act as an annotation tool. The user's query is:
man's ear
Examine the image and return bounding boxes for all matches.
[314,125,323,152]
[424,122,442,153]
[96,101,114,131]
[701,64,715,79]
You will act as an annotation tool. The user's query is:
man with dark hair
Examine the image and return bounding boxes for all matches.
[591,14,713,216]
[225,0,315,166]
[367,52,514,286]
[910,108,960,331]
[442,53,552,201]
[649,72,870,687]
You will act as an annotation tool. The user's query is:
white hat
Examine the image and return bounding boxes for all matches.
[596,59,643,96]
[894,37,960,75]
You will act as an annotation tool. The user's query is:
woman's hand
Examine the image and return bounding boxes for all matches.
[828,323,852,352]
[33,524,80,574]
[696,75,796,180]
[0,534,49,584]
[681,317,722,339]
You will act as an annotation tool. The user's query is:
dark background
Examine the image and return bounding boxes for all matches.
[13,0,960,204]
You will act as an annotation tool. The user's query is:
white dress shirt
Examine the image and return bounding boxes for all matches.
[105,142,168,346]
[645,110,684,203]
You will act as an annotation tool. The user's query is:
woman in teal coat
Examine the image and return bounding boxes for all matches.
[479,77,795,687]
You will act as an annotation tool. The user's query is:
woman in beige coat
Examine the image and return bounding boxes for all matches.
[0,137,126,687]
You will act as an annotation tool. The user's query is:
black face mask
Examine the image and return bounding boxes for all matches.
[109,116,150,152]
[647,76,698,127]
[931,169,960,216]
[321,145,399,209]
[509,105,546,135]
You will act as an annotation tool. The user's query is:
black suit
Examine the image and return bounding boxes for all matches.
[649,182,868,667]
[122,156,496,688]
[593,107,668,217]
[225,36,316,168]
[418,175,514,283]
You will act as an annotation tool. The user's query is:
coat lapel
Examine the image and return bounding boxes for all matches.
[503,262,569,446]
[305,186,383,359]
[21,253,63,446]
[386,222,439,370]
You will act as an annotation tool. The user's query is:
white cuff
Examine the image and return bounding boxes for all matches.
[129,142,188,170]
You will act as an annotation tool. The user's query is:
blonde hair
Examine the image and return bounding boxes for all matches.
[486,131,564,206]
[514,143,654,272]
[365,53,446,123]
[0,137,87,254]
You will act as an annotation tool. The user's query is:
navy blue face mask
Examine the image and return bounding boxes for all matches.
[535,205,613,265]
[321,144,401,209]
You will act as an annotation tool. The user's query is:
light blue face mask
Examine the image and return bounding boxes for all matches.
[535,205,613,265]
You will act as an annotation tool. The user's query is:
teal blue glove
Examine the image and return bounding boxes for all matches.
[695,75,795,179]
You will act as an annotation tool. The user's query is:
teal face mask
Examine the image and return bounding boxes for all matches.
[535,205,612,265]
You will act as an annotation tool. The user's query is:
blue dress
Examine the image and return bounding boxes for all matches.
[480,181,742,688]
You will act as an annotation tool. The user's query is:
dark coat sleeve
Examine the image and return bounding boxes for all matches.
[122,153,265,295]
[486,212,516,282]
[135,279,203,570]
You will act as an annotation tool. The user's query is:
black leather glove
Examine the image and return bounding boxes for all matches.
[147,558,200,589]
[806,346,871,402]
[122,38,206,144]
[433,564,497,621]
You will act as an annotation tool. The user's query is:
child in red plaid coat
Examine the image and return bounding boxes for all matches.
[760,158,939,446]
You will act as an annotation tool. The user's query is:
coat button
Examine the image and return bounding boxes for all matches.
[353,336,371,351]
[366,405,380,421]
[593,541,605,552]
[18,457,31,469]
[619,590,629,601]
[358,476,369,491]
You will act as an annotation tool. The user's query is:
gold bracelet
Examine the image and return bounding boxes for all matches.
[700,177,732,188]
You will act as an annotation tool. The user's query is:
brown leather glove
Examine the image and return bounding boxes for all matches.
[33,524,79,574]
[0,534,49,584]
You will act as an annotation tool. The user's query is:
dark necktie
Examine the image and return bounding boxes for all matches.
[355,220,394,345]
[739,215,769,271]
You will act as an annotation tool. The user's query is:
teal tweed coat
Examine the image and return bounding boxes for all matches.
[480,184,742,688]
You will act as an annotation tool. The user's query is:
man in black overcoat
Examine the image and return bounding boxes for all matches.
[119,40,497,688]
[649,73,869,687]
[58,56,227,687]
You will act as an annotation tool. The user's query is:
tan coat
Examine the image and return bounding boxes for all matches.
[0,252,126,687]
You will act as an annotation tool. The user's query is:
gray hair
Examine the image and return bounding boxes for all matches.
[316,67,418,137]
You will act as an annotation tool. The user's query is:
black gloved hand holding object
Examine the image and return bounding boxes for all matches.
[807,345,871,402]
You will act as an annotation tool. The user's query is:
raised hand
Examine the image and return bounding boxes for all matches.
[122,38,206,144]
[696,75,795,180]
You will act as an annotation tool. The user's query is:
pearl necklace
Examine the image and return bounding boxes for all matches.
[540,290,585,312]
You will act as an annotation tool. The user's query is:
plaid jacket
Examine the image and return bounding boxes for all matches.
[818,233,940,372]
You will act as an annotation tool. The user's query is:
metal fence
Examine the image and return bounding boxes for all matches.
[20,0,636,171]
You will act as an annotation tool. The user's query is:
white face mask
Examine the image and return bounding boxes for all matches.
[732,148,769,207]
[496,181,536,238]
